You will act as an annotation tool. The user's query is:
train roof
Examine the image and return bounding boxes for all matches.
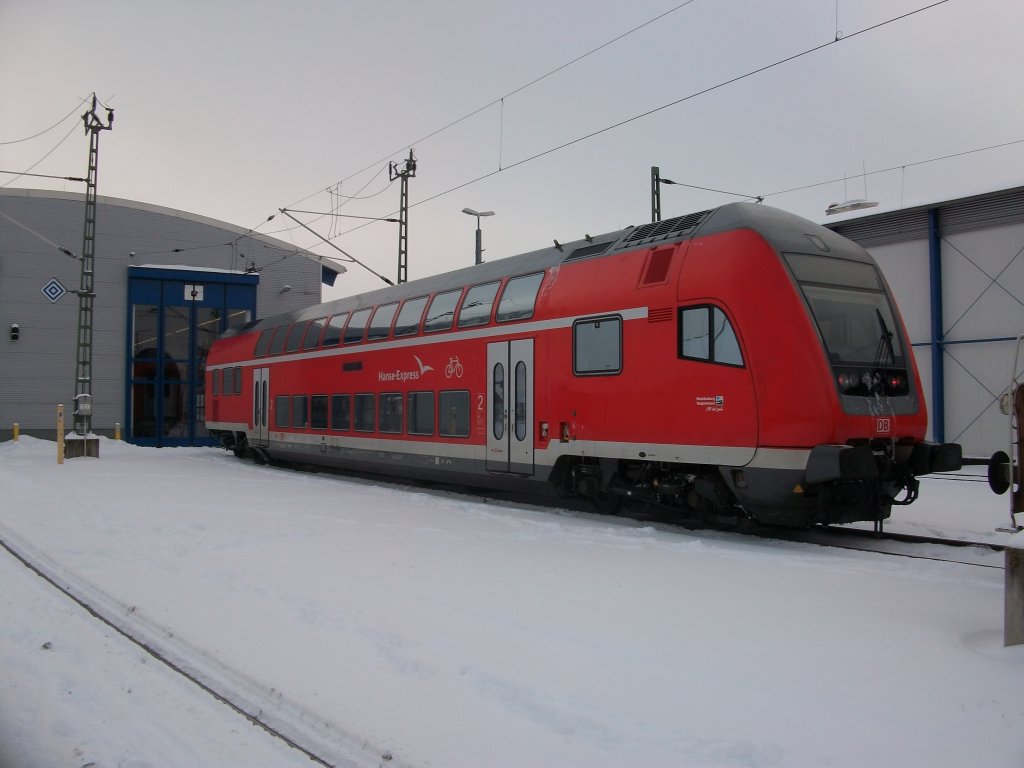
[227,202,865,336]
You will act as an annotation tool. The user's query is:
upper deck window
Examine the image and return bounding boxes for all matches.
[284,321,309,353]
[424,289,462,333]
[254,328,275,357]
[302,318,327,350]
[367,303,399,341]
[458,281,500,328]
[496,272,544,322]
[344,308,372,344]
[321,313,347,347]
[394,296,428,336]
[268,325,289,355]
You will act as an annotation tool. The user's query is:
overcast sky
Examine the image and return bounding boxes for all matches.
[2,0,1022,298]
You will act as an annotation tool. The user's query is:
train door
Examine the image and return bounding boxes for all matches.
[486,339,534,474]
[252,367,270,445]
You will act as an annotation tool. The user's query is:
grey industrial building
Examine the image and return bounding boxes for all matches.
[0,188,328,446]
[1,184,1022,458]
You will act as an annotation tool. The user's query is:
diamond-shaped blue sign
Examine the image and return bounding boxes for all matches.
[41,278,68,304]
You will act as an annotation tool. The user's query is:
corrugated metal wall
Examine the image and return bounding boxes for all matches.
[0,189,322,439]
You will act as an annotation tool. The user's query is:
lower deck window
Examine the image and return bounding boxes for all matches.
[354,394,375,432]
[439,390,470,437]
[275,395,291,428]
[331,394,351,430]
[573,316,622,375]
[380,393,403,433]
[311,395,328,429]
[408,392,435,435]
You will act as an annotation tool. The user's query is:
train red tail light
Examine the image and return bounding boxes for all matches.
[887,373,907,394]
[837,372,855,391]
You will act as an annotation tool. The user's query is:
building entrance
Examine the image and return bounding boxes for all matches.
[127,267,257,446]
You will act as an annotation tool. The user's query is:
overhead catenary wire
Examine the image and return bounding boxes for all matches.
[326,0,952,244]
[0,96,90,146]
[1,119,82,188]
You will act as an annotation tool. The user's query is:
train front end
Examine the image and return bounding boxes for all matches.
[721,206,962,526]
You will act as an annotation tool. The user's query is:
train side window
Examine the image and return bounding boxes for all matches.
[275,395,291,428]
[221,368,232,396]
[331,394,351,430]
[322,313,347,347]
[311,395,328,429]
[407,391,435,435]
[233,366,242,395]
[303,317,328,350]
[458,281,501,328]
[496,272,544,322]
[345,308,372,344]
[212,369,221,396]
[285,321,309,353]
[254,328,275,357]
[438,390,471,437]
[292,395,309,428]
[573,316,622,375]
[424,289,462,333]
[354,393,375,431]
[679,305,744,367]
[367,303,399,341]
[379,393,403,433]
[269,325,289,355]
[394,296,429,337]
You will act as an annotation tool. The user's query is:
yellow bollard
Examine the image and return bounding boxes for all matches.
[12,423,18,441]
[114,422,121,441]
[56,404,64,465]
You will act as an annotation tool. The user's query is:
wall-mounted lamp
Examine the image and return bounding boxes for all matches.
[10,323,20,341]
[280,285,292,294]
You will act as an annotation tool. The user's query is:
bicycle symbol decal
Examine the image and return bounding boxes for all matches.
[445,356,464,379]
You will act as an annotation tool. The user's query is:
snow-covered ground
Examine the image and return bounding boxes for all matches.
[1,436,1022,768]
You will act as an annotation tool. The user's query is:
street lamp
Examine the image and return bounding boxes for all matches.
[462,207,495,265]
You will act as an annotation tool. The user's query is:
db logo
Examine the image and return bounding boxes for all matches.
[876,418,892,434]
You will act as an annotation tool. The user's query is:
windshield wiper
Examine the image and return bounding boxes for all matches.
[875,308,896,365]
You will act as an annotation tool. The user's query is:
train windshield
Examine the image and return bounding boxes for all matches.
[785,253,904,367]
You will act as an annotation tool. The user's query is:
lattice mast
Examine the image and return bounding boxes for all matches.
[73,95,114,436]
[390,150,417,284]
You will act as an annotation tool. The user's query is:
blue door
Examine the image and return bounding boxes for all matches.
[127,268,256,446]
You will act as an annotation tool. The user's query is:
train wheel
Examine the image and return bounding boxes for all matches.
[590,490,622,515]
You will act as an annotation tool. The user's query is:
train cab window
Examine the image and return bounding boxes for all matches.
[331,394,351,430]
[354,394,375,431]
[269,326,289,355]
[345,308,372,344]
[438,390,471,438]
[367,303,399,341]
[292,396,309,428]
[573,316,622,375]
[424,289,462,333]
[233,366,242,395]
[496,272,544,322]
[275,395,291,428]
[254,328,275,357]
[379,393,403,433]
[311,395,328,429]
[284,321,310,353]
[303,317,328,350]
[679,306,744,367]
[407,391,435,435]
[394,296,429,337]
[322,314,347,347]
[458,281,501,328]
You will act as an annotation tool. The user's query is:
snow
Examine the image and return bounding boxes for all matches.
[1,436,1022,767]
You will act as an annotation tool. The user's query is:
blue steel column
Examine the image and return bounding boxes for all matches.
[928,207,945,442]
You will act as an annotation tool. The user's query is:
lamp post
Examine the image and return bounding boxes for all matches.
[462,207,494,265]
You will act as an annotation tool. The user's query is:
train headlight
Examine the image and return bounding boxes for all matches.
[887,373,907,394]
[837,372,854,391]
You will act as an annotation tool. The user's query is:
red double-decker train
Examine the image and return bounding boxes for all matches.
[205,202,961,526]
